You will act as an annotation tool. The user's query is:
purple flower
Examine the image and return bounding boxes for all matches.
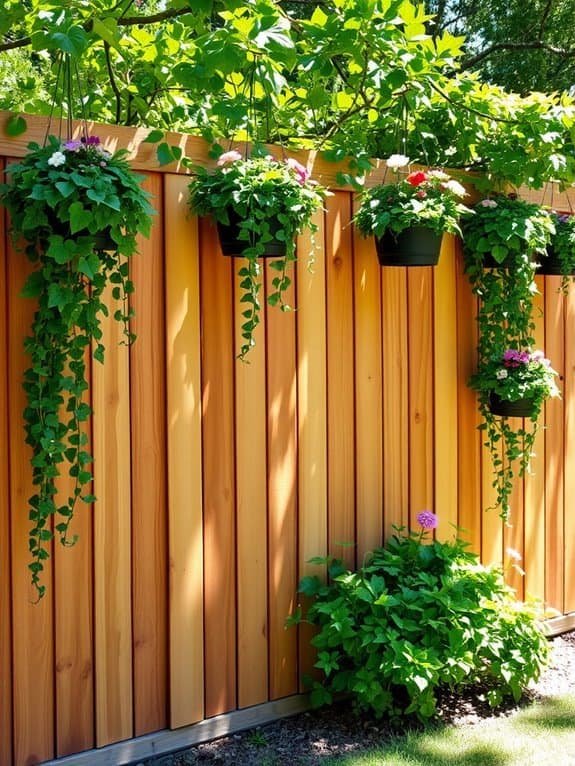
[503,349,530,368]
[82,136,101,146]
[417,510,438,530]
[63,139,82,151]
[285,157,309,185]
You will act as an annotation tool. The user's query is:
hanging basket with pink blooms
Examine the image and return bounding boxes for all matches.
[354,156,470,267]
[188,147,327,358]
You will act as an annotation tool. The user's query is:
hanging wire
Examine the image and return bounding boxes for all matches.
[44,53,65,146]
[44,53,91,146]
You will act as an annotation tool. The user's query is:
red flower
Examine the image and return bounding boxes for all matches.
[406,171,427,186]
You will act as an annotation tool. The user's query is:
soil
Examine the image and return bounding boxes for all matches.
[143,630,575,766]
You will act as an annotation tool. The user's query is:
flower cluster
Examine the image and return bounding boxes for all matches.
[215,150,310,186]
[355,165,470,238]
[474,348,559,405]
[417,510,438,530]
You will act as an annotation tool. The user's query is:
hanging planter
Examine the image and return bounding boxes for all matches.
[536,213,575,288]
[488,392,536,418]
[0,133,154,598]
[189,150,327,359]
[375,225,442,266]
[216,209,286,258]
[355,159,470,268]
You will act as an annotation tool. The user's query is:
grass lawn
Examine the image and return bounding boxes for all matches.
[323,694,575,766]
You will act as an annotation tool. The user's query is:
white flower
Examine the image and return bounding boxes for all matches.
[506,547,522,562]
[480,199,498,208]
[427,169,449,181]
[444,179,467,197]
[47,151,66,167]
[386,154,410,169]
[496,368,508,380]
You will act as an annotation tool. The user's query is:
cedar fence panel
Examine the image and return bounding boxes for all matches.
[0,114,574,765]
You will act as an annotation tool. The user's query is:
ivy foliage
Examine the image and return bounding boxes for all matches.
[463,195,556,520]
[0,135,154,597]
[289,528,549,719]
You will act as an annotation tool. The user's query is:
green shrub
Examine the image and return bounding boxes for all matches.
[291,523,549,721]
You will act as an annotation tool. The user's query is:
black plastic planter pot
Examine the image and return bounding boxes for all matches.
[537,247,574,276]
[216,211,287,258]
[375,226,442,267]
[489,392,536,418]
[92,227,116,252]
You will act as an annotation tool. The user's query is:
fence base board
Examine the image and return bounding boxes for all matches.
[41,695,310,766]
[544,611,575,637]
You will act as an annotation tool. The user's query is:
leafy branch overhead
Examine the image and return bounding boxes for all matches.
[4,0,575,189]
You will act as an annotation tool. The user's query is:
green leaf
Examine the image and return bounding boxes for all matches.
[69,202,93,234]
[143,129,164,143]
[5,114,27,137]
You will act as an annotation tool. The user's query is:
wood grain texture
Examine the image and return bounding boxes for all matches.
[296,210,328,687]
[266,264,298,700]
[352,213,383,560]
[8,217,55,766]
[544,277,565,612]
[234,264,268,709]
[53,348,94,757]
[504,451,524,599]
[0,172,13,766]
[523,279,546,603]
[93,283,133,747]
[481,443,503,567]
[381,268,409,535]
[407,268,434,529]
[455,241,481,552]
[164,175,204,728]
[200,218,237,717]
[434,236,458,540]
[563,285,575,613]
[326,192,356,567]
[130,173,168,735]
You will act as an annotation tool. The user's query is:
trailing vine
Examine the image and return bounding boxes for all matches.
[0,135,153,597]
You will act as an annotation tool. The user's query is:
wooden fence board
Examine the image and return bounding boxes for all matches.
[164,175,204,728]
[545,277,565,612]
[407,269,434,528]
[234,264,269,709]
[266,265,298,700]
[523,279,546,603]
[326,193,356,567]
[296,211,328,687]
[8,228,55,766]
[130,173,168,735]
[564,285,575,613]
[0,177,13,766]
[353,220,383,560]
[434,236,458,539]
[92,284,133,747]
[455,242,481,551]
[381,268,409,534]
[200,219,237,717]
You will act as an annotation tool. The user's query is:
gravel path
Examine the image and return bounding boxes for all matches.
[144,630,575,766]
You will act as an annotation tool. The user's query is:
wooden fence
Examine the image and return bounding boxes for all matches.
[0,114,574,766]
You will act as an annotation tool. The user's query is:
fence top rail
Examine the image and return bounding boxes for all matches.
[0,111,573,207]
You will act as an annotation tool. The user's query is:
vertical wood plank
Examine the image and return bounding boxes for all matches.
[504,455,524,599]
[434,236,458,540]
[8,217,55,765]
[201,218,236,717]
[235,264,268,709]
[93,284,133,746]
[53,350,94,757]
[563,284,575,613]
[296,210,328,687]
[544,276,565,612]
[381,268,409,535]
[266,264,298,700]
[130,173,168,735]
[455,241,481,553]
[407,268,434,528]
[0,172,13,766]
[481,445,503,567]
[164,176,204,728]
[523,278,546,602]
[353,214,383,560]
[326,192,355,567]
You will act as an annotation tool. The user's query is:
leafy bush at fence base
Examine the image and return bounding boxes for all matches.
[291,527,549,721]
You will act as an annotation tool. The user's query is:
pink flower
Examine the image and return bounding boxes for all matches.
[417,510,438,530]
[285,157,309,185]
[216,150,242,166]
[416,190,427,199]
[480,199,498,208]
[406,171,427,186]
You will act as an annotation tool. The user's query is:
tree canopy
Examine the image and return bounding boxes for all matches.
[1,0,575,190]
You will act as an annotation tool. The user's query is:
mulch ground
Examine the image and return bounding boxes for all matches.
[143,630,575,766]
